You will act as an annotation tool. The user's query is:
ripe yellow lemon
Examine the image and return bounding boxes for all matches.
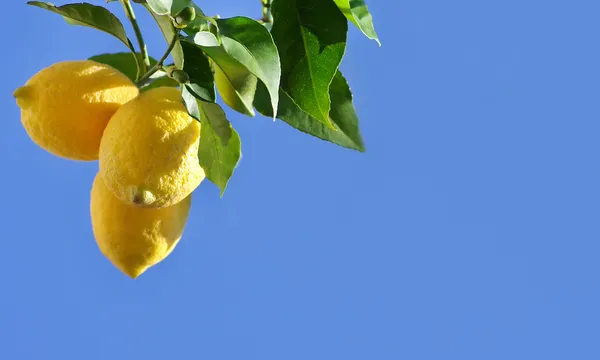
[90,173,191,278]
[14,60,139,161]
[99,87,204,208]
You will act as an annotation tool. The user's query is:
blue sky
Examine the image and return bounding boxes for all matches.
[2,0,600,359]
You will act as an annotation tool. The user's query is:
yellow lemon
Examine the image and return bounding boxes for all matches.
[99,87,204,208]
[99,86,204,208]
[14,60,139,161]
[90,173,191,278]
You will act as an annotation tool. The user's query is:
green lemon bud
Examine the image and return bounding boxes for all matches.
[173,6,196,28]
[165,66,190,84]
[171,70,190,84]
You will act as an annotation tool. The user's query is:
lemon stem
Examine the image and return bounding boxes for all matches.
[120,0,150,78]
[13,86,28,98]
[13,86,31,107]
[137,30,180,86]
[260,0,273,25]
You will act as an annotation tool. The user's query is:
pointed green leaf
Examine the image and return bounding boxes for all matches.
[146,0,191,16]
[333,0,380,45]
[182,86,234,150]
[216,16,280,118]
[27,2,134,51]
[180,40,215,102]
[142,73,179,91]
[327,71,366,151]
[199,122,241,197]
[214,63,257,116]
[188,91,241,196]
[89,52,179,90]
[254,71,365,152]
[270,0,347,128]
[146,0,170,15]
[183,84,242,197]
[89,52,156,82]
[186,32,259,116]
[198,99,234,145]
[181,85,201,121]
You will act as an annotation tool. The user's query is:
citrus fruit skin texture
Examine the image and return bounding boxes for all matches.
[14,60,139,161]
[90,173,191,278]
[99,86,204,208]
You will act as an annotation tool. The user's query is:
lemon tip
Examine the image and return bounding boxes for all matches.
[13,86,32,107]
[121,266,146,279]
[131,187,156,207]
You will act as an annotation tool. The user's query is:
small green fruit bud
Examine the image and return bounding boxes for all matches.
[169,69,190,84]
[173,6,196,28]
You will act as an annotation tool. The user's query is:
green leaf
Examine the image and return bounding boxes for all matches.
[270,0,347,128]
[89,52,179,90]
[27,2,134,52]
[186,32,258,116]
[143,71,180,91]
[182,86,232,144]
[254,71,365,152]
[216,16,280,118]
[333,0,380,46]
[188,90,241,196]
[146,0,191,16]
[89,52,153,82]
[199,121,241,196]
[146,5,184,68]
[326,71,366,151]
[199,100,234,146]
[180,40,215,102]
[214,63,257,116]
[199,123,241,197]
[181,85,201,121]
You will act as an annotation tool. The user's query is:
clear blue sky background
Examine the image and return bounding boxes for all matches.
[1,0,600,359]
